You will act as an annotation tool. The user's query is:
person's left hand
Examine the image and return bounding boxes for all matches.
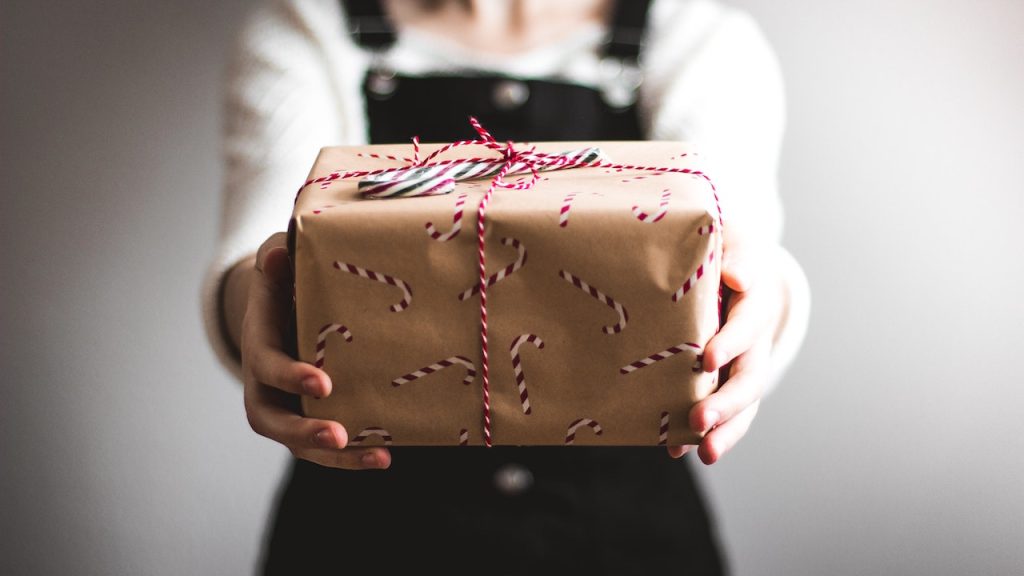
[668,229,786,465]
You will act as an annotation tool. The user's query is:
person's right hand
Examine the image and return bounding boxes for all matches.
[241,232,392,470]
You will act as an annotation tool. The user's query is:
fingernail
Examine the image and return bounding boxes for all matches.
[302,377,320,396]
[679,446,692,457]
[361,453,379,468]
[703,411,720,433]
[315,428,334,447]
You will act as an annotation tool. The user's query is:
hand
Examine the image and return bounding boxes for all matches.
[241,232,391,470]
[668,228,786,465]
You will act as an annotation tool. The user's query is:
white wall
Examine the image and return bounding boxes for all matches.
[2,1,1022,574]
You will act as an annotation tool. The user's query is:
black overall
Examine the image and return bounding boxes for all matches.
[263,2,726,574]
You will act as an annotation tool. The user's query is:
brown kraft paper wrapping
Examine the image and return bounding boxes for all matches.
[291,141,722,446]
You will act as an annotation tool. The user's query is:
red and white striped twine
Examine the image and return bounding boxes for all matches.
[458,237,527,301]
[558,269,628,334]
[349,427,393,446]
[509,334,545,415]
[333,261,412,312]
[565,418,603,445]
[313,323,352,369]
[295,118,721,447]
[620,342,703,375]
[391,355,476,387]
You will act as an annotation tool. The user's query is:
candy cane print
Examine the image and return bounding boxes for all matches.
[557,270,628,334]
[459,429,469,446]
[620,342,703,375]
[424,192,468,241]
[313,323,352,369]
[558,192,577,227]
[333,261,413,312]
[632,189,671,223]
[457,237,527,301]
[558,191,602,228]
[349,427,393,446]
[697,223,715,236]
[565,418,603,445]
[671,249,716,303]
[658,411,670,446]
[509,334,545,415]
[391,355,477,387]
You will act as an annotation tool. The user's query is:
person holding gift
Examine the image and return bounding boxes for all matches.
[201,0,810,573]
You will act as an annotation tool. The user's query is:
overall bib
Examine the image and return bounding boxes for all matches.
[263,2,726,574]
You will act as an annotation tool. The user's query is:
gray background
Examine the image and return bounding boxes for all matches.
[2,0,1022,574]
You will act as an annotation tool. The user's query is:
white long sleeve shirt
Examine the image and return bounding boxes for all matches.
[202,0,810,389]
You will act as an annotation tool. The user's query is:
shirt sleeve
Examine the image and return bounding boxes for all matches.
[200,0,353,380]
[641,0,811,393]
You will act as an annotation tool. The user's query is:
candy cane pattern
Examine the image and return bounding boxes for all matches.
[558,192,577,227]
[620,342,703,375]
[391,355,476,387]
[558,269,628,334]
[459,429,469,446]
[565,418,603,445]
[349,427,393,446]
[658,411,670,446]
[424,192,468,241]
[313,323,352,369]
[333,261,412,312]
[509,334,544,415]
[671,249,715,302]
[458,237,527,301]
[697,222,715,236]
[558,191,603,228]
[632,188,672,223]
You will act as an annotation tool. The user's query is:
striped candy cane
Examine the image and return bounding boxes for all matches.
[558,192,576,227]
[313,323,352,369]
[424,192,468,241]
[632,189,672,223]
[509,334,544,415]
[333,261,413,312]
[391,355,477,387]
[349,427,393,446]
[658,411,670,446]
[672,249,715,302]
[620,342,703,375]
[458,237,527,301]
[558,270,628,334]
[459,429,469,446]
[558,191,603,228]
[358,148,606,198]
[565,418,603,445]
[697,222,715,236]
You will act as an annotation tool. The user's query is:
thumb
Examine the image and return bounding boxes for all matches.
[262,246,292,288]
[254,232,291,289]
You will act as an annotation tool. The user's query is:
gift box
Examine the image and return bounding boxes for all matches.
[289,135,722,446]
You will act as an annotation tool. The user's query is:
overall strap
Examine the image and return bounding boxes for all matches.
[604,0,652,62]
[341,0,397,50]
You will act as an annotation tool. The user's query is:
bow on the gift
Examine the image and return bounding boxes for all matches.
[358,142,607,198]
[298,117,722,447]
